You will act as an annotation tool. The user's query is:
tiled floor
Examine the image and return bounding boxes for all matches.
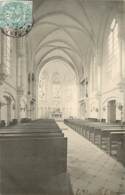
[57,122,125,195]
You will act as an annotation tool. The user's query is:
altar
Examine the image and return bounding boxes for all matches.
[51,109,62,120]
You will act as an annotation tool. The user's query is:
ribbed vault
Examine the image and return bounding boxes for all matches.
[27,0,120,80]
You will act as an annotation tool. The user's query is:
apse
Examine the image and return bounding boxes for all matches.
[37,59,78,120]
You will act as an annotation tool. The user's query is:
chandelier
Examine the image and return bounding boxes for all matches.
[0,0,33,37]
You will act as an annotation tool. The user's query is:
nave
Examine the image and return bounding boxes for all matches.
[0,0,125,194]
[58,122,125,195]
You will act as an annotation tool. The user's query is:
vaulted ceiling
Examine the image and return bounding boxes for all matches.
[28,0,123,80]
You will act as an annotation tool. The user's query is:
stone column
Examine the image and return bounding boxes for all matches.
[118,12,125,80]
[16,39,24,122]
[7,99,11,125]
[27,73,32,119]
[16,88,24,122]
[0,103,1,122]
[118,10,125,122]
[95,48,103,122]
[4,96,11,125]
[78,82,81,118]
[123,89,125,123]
[0,31,7,84]
[13,103,16,119]
[31,73,36,119]
[30,101,35,120]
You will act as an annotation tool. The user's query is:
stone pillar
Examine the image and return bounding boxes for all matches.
[7,100,11,125]
[16,55,24,121]
[118,12,125,80]
[118,82,125,123]
[4,96,11,125]
[13,104,16,119]
[16,38,24,122]
[118,11,125,122]
[95,48,103,122]
[123,89,125,123]
[30,101,34,120]
[0,30,1,65]
[31,73,36,120]
[0,31,7,85]
[27,77,32,119]
[0,103,1,122]
[16,88,24,122]
[78,82,81,118]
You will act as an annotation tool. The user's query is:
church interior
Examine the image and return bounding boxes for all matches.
[0,0,125,194]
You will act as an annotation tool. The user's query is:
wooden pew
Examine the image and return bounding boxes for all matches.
[84,124,125,153]
[117,135,125,165]
[64,119,125,159]
[0,119,69,195]
[93,126,125,145]
[108,131,125,156]
[0,131,64,138]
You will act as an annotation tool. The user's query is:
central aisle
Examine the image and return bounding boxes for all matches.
[57,122,125,194]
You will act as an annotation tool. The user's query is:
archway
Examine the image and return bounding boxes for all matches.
[37,59,78,120]
[1,92,16,126]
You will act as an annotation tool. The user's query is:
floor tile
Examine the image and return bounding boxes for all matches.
[57,122,125,194]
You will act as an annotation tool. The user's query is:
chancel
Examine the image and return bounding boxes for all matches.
[0,0,125,195]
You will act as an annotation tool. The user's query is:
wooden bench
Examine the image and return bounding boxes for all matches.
[117,135,125,165]
[93,126,125,145]
[64,119,125,160]
[0,119,68,195]
[109,131,125,156]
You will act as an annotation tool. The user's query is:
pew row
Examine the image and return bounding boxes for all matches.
[64,119,125,161]
[0,119,71,195]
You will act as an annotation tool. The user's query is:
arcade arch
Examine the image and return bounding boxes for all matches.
[37,59,78,119]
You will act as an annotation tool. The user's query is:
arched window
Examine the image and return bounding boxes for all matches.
[52,72,61,99]
[90,55,96,92]
[38,71,48,101]
[105,18,120,77]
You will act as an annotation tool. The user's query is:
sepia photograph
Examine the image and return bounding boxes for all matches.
[0,0,125,194]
